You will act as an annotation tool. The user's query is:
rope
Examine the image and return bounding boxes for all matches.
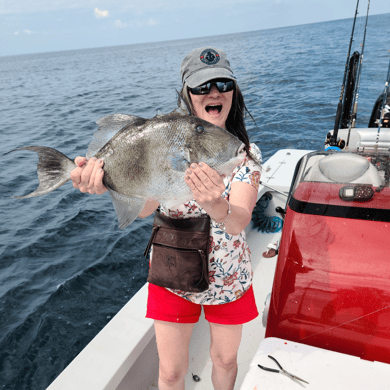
[251,193,283,233]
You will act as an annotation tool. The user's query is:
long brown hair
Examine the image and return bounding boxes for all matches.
[177,82,257,160]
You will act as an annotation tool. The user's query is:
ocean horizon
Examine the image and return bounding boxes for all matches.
[2,12,388,59]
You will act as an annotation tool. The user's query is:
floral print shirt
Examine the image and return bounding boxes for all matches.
[158,143,262,305]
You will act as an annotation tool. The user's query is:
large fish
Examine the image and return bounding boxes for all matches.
[7,106,246,228]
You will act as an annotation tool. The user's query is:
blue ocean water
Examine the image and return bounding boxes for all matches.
[0,13,389,389]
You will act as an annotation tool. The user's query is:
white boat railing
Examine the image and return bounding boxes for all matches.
[47,284,155,390]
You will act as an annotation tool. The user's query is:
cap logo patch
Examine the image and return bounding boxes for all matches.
[200,49,220,65]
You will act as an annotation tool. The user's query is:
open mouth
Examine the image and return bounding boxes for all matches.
[205,104,222,114]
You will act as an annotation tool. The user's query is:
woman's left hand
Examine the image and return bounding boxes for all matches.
[185,163,226,208]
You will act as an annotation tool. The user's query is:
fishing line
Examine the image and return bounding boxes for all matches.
[374,57,390,150]
[346,0,371,147]
[331,0,360,146]
[299,303,390,342]
[339,5,366,131]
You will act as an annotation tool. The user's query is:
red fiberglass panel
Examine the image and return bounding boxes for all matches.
[266,182,390,363]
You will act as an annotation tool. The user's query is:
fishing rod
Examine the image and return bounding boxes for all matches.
[330,0,360,146]
[340,51,360,129]
[346,0,370,147]
[374,57,390,149]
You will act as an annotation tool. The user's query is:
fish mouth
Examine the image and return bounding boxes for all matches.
[205,104,222,114]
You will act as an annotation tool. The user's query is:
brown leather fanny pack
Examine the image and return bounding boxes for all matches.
[144,211,211,293]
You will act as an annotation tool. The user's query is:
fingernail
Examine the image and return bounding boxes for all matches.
[199,162,203,167]
[186,169,192,175]
[191,163,197,169]
[98,169,102,173]
[185,176,190,180]
[92,157,97,161]
[98,159,103,163]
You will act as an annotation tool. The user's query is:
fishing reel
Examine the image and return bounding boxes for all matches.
[325,132,346,150]
[382,112,390,128]
[373,105,390,128]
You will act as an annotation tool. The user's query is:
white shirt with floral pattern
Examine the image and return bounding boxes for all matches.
[157,143,262,305]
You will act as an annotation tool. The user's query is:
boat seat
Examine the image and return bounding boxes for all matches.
[304,153,383,186]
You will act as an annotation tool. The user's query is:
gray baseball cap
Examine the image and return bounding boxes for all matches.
[180,47,236,88]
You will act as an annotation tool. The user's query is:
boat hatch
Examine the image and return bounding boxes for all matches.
[266,150,390,364]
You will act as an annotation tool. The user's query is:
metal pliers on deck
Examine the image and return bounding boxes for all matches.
[258,355,309,388]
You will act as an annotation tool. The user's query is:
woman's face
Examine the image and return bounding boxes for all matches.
[189,83,233,129]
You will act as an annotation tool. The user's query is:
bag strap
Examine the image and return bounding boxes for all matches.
[193,249,210,287]
[144,224,161,257]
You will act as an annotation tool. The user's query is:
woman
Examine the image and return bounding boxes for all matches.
[71,47,262,390]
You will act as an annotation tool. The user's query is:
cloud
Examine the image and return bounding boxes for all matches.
[0,0,256,15]
[14,30,35,35]
[147,18,157,26]
[94,8,109,18]
[114,19,127,28]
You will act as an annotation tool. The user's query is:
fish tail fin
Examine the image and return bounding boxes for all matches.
[5,146,76,199]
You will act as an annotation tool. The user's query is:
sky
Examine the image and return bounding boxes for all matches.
[1,0,389,57]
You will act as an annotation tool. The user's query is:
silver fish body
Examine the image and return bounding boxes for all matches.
[7,108,246,228]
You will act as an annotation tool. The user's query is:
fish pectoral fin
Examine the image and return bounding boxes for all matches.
[87,114,145,159]
[168,148,191,171]
[109,190,146,229]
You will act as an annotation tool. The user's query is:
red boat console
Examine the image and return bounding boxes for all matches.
[266,151,390,364]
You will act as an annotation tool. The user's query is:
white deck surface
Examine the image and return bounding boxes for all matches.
[261,149,311,192]
[240,337,390,390]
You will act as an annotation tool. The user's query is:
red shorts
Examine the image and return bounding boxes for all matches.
[146,283,259,325]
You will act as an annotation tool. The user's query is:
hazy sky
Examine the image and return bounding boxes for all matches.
[1,0,389,56]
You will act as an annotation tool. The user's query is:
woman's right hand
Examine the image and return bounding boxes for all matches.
[70,156,108,194]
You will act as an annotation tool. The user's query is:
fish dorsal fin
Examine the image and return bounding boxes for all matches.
[154,110,164,119]
[152,94,191,120]
[86,114,142,158]
[169,91,191,117]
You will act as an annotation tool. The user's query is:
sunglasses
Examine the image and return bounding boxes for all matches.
[189,79,235,95]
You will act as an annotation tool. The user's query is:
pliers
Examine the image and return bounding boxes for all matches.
[258,355,309,388]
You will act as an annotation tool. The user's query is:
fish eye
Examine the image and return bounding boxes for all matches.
[195,126,205,134]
